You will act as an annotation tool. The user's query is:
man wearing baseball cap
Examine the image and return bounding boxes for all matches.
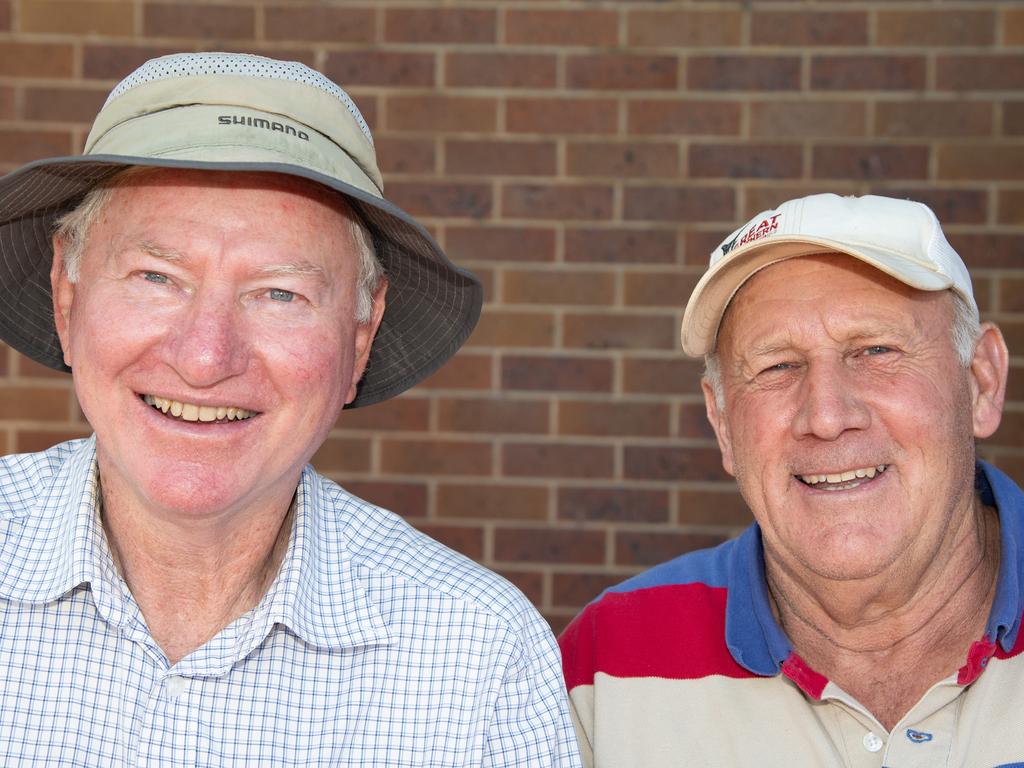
[0,52,580,766]
[560,193,1023,766]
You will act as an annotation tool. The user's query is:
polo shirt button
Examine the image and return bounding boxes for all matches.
[863,732,884,753]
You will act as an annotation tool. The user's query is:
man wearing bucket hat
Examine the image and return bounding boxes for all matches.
[559,193,1024,766]
[0,52,580,766]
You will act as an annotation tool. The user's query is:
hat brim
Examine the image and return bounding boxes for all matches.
[0,154,483,408]
[680,236,957,357]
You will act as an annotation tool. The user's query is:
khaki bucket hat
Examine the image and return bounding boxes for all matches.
[0,52,482,408]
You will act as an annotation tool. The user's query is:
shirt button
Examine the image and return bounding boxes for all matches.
[165,675,188,699]
[863,732,884,753]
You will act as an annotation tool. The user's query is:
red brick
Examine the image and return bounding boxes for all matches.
[616,530,728,567]
[385,8,494,44]
[558,487,669,524]
[418,353,492,391]
[502,355,613,393]
[341,480,428,518]
[335,397,429,432]
[506,9,617,47]
[678,488,750,527]
[996,321,1024,358]
[265,6,375,42]
[998,190,1024,225]
[325,51,434,88]
[938,145,1024,181]
[811,56,926,91]
[567,141,679,179]
[559,400,670,437]
[563,313,677,351]
[502,184,613,221]
[386,95,496,133]
[552,572,625,607]
[628,10,741,48]
[0,42,73,78]
[15,355,65,379]
[868,187,988,226]
[22,0,133,35]
[685,229,733,265]
[82,44,185,79]
[445,139,556,177]
[311,437,371,473]
[937,56,1024,92]
[1006,102,1024,135]
[503,443,614,479]
[688,56,800,91]
[380,438,492,476]
[438,397,549,435]
[1008,10,1024,46]
[812,145,930,180]
[0,130,73,164]
[679,402,716,440]
[628,99,741,136]
[741,186,855,219]
[144,3,253,38]
[415,524,483,561]
[565,228,678,265]
[503,269,615,306]
[876,101,994,138]
[624,186,735,222]
[0,1,8,31]
[437,483,549,521]
[494,527,606,565]
[447,226,555,263]
[689,143,802,179]
[507,98,617,136]
[751,11,867,46]
[998,277,1024,312]
[15,429,91,453]
[446,52,556,89]
[466,311,554,348]
[876,10,995,47]
[498,569,544,605]
[374,138,435,175]
[948,233,1022,269]
[567,53,678,91]
[386,182,492,219]
[624,445,730,482]
[0,86,13,120]
[22,87,107,124]
[351,93,377,132]
[624,271,698,307]
[750,101,867,138]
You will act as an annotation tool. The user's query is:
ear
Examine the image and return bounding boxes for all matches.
[968,322,1009,439]
[345,279,388,405]
[702,376,736,477]
[50,236,76,368]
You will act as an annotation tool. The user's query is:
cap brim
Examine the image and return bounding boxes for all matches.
[680,236,956,357]
[0,154,483,408]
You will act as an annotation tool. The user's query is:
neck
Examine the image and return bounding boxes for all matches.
[767,497,1001,730]
[99,478,296,665]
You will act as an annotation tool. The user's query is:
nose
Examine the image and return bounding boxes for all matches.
[167,288,249,387]
[790,358,871,441]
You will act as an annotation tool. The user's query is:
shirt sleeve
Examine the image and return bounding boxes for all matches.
[483,606,584,768]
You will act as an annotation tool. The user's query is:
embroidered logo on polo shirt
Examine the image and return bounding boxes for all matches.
[906,728,933,744]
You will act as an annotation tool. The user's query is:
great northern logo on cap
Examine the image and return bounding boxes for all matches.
[720,213,781,257]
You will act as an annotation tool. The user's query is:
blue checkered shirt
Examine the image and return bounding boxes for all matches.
[0,438,581,766]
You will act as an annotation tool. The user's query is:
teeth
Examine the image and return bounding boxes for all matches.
[799,465,886,486]
[143,395,255,423]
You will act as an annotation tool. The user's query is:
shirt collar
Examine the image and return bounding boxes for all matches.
[724,460,1024,674]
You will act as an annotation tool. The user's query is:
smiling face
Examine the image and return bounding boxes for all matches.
[51,169,386,522]
[704,254,1005,583]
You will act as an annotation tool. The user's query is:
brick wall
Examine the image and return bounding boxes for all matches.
[0,0,1022,630]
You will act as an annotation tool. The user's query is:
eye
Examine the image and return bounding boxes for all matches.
[268,288,295,302]
[862,345,892,356]
[142,271,169,284]
[760,362,795,374]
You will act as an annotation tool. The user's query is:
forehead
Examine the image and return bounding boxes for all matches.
[716,253,950,352]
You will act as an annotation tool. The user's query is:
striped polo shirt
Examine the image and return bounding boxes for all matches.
[559,462,1024,768]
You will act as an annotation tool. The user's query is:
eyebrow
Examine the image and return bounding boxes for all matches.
[138,240,185,263]
[136,242,330,286]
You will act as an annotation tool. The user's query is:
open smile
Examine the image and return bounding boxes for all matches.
[141,394,259,423]
[797,464,889,491]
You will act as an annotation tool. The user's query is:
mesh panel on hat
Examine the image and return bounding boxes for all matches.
[105,52,374,146]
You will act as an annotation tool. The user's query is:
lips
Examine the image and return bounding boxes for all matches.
[141,394,257,422]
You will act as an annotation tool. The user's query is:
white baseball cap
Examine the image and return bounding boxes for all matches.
[680,193,977,357]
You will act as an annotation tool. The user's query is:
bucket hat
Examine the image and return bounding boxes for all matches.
[0,51,482,408]
[681,193,976,357]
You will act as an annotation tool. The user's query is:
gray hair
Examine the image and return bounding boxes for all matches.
[703,289,981,411]
[53,168,385,324]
